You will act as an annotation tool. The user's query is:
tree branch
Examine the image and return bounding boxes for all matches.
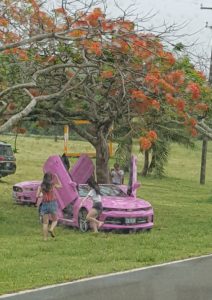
[0,99,37,133]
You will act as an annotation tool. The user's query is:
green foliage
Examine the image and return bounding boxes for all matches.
[173,42,185,52]
[148,140,169,177]
[112,124,134,171]
[139,118,195,177]
[114,138,132,172]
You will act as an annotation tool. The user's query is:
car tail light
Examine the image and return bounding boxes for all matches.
[13,186,23,192]
[0,156,5,161]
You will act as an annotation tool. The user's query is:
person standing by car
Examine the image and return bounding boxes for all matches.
[81,177,104,233]
[36,172,62,241]
[110,163,124,185]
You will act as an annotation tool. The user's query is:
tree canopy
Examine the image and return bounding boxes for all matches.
[0,0,211,182]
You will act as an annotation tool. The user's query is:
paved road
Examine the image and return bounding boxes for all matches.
[1,254,212,300]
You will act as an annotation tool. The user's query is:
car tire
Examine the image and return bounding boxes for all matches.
[78,208,89,232]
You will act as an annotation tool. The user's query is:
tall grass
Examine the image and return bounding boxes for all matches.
[0,135,212,295]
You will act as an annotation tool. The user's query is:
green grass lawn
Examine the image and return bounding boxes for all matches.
[0,135,212,295]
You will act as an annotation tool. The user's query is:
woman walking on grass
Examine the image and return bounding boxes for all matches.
[81,177,104,233]
[36,172,61,241]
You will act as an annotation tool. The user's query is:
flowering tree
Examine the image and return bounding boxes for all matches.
[0,0,211,182]
[135,55,212,177]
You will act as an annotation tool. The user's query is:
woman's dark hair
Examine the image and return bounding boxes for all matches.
[87,177,101,195]
[61,153,70,171]
[41,172,53,193]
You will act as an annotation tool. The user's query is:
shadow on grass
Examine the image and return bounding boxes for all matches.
[193,195,212,204]
[0,179,8,184]
[206,196,212,203]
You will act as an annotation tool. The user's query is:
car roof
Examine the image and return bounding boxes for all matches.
[0,141,12,146]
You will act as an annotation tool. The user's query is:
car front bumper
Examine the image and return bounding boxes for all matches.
[0,162,16,176]
[99,210,154,230]
[12,191,36,204]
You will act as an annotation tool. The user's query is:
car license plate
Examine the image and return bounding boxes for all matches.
[6,162,11,167]
[125,218,136,224]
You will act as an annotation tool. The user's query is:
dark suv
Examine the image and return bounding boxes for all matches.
[0,141,16,178]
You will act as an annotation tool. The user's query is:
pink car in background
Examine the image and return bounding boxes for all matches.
[13,155,154,232]
[13,180,40,205]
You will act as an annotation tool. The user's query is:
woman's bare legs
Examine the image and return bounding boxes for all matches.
[86,208,104,232]
[89,220,98,233]
[49,214,57,237]
[42,214,49,241]
[42,214,57,239]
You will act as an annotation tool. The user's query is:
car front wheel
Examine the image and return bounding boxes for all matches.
[78,209,89,232]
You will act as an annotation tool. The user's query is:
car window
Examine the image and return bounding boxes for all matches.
[100,185,127,197]
[0,145,13,156]
[78,184,127,197]
[78,185,90,197]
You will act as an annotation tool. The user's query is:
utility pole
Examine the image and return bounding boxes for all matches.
[209,48,212,84]
[199,4,212,184]
[200,4,212,10]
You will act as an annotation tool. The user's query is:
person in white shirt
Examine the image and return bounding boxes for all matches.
[81,177,104,233]
[111,163,124,185]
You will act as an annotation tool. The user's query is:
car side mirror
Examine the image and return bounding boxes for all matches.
[127,182,141,197]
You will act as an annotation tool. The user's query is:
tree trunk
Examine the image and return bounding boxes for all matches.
[141,150,149,177]
[70,122,111,183]
[200,137,208,185]
[148,150,156,173]
[14,133,18,153]
[124,138,133,172]
[95,130,110,184]
[54,125,58,142]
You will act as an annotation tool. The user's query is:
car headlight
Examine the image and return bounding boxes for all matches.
[143,206,152,211]
[13,186,23,192]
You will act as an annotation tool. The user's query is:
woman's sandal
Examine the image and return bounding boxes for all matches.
[48,230,55,238]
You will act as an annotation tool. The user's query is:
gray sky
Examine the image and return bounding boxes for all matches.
[50,0,212,69]
[108,0,212,56]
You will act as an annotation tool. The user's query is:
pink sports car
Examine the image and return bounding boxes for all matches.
[13,155,154,232]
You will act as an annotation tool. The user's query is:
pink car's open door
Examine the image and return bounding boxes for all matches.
[127,155,141,197]
[70,154,95,184]
[43,155,78,210]
[43,155,95,210]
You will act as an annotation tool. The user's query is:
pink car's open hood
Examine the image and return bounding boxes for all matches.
[102,197,150,210]
[14,180,41,188]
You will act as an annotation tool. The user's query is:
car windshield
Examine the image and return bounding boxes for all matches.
[78,184,127,197]
[0,145,13,156]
